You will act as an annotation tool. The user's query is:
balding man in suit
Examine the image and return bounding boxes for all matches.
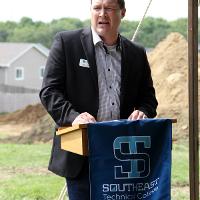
[39,0,158,199]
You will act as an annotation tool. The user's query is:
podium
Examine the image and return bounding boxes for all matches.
[56,124,88,156]
[56,119,177,156]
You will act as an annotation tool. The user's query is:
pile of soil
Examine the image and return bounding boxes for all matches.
[14,114,55,144]
[0,104,55,144]
[148,32,200,140]
[0,103,47,124]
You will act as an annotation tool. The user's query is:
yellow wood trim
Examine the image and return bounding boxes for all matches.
[56,125,80,135]
[56,124,88,136]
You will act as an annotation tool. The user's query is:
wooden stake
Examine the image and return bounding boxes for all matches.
[188,0,199,199]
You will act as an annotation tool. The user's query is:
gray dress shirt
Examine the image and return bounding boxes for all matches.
[91,28,121,121]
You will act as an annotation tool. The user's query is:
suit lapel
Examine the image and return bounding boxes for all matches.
[120,38,129,106]
[80,28,98,91]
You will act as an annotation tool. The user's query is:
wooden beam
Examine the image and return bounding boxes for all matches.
[188,0,199,199]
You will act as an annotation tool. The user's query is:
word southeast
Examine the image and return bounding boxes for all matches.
[102,178,159,193]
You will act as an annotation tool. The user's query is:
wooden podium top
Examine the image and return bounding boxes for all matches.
[56,124,87,136]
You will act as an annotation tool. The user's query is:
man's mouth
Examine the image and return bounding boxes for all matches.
[98,21,109,25]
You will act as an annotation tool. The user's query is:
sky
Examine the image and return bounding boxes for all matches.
[0,0,197,23]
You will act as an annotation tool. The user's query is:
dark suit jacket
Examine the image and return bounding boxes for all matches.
[39,28,158,178]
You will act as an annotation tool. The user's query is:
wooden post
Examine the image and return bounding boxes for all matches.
[188,0,199,199]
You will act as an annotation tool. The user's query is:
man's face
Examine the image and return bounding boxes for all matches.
[91,0,126,40]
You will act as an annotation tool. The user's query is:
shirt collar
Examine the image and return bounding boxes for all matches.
[91,27,102,46]
[91,27,122,51]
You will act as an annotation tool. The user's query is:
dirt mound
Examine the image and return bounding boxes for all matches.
[0,103,54,144]
[1,113,55,144]
[148,32,188,107]
[148,32,199,140]
[16,114,55,144]
[0,103,47,124]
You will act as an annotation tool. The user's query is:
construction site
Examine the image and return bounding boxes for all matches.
[0,32,199,143]
[0,32,199,200]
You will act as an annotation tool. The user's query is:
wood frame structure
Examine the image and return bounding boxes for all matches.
[188,0,199,199]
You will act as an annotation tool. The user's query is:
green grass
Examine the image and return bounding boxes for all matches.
[0,142,195,200]
[0,143,51,168]
[0,174,64,200]
[0,143,66,200]
[172,142,189,186]
[171,142,190,200]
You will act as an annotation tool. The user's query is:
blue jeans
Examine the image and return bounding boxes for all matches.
[66,162,90,200]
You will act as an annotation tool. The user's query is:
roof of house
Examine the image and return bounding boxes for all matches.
[0,42,49,67]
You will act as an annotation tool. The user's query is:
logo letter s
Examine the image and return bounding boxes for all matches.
[113,136,151,179]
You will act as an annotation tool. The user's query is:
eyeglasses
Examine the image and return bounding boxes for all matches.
[92,6,120,13]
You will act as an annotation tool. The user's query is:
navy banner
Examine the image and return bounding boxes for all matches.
[88,119,172,200]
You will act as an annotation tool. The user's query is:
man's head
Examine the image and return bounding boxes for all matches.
[90,0,126,45]
[115,0,125,9]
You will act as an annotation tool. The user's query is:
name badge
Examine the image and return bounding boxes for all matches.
[79,59,90,68]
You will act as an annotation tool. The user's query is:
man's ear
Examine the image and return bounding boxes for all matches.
[121,8,126,18]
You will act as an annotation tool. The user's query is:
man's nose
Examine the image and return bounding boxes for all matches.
[99,8,106,16]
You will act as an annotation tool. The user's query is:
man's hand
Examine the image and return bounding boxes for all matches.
[128,110,147,120]
[72,112,96,125]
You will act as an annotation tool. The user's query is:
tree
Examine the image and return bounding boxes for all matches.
[120,20,138,40]
[169,18,187,38]
[135,17,171,48]
[0,21,17,42]
[0,17,193,48]
[19,17,34,27]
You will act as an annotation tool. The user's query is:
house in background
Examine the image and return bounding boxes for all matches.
[0,42,49,113]
[0,42,49,89]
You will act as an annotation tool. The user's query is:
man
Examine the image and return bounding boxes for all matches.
[39,0,158,199]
